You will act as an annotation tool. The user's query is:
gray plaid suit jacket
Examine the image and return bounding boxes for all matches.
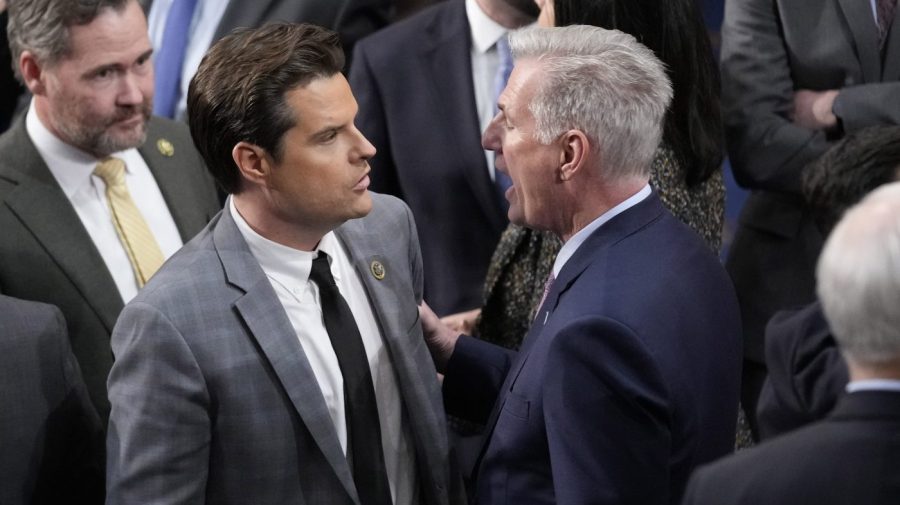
[106,193,462,505]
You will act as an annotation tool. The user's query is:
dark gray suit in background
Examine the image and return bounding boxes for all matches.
[0,295,104,505]
[350,0,508,316]
[682,391,900,505]
[0,117,221,420]
[720,0,900,432]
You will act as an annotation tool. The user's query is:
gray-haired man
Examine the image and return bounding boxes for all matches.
[420,25,742,505]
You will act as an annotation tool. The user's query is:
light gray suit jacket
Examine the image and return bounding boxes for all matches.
[721,0,900,371]
[0,116,221,421]
[106,193,463,505]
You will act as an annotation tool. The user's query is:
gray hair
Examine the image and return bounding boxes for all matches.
[7,0,132,80]
[509,25,673,181]
[817,182,900,366]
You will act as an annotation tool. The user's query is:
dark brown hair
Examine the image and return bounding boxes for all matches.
[187,22,345,194]
[803,126,900,236]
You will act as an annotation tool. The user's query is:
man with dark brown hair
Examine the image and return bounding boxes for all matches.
[107,22,463,505]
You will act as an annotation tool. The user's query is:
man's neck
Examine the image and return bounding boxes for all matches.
[232,193,327,252]
[475,0,532,29]
[558,178,648,242]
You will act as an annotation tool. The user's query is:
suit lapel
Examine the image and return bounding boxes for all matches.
[836,0,882,82]
[212,207,360,505]
[0,121,123,331]
[335,221,451,503]
[139,118,216,242]
[419,2,506,232]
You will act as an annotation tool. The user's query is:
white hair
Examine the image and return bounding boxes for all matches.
[509,25,673,181]
[817,182,900,365]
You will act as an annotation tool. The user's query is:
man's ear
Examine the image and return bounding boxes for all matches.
[558,129,590,182]
[232,141,272,188]
[19,51,46,95]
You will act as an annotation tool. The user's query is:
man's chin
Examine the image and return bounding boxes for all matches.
[507,206,526,227]
[352,192,374,218]
[103,116,149,149]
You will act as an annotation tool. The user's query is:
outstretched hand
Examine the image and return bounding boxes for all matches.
[419,301,461,373]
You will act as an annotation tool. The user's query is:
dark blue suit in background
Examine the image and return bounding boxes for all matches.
[443,193,742,505]
[349,0,508,316]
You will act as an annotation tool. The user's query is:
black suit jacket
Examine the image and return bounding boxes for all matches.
[757,301,849,439]
[349,0,508,315]
[683,391,900,505]
[0,116,221,421]
[0,295,104,505]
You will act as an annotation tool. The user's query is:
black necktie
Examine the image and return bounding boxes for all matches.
[309,252,392,505]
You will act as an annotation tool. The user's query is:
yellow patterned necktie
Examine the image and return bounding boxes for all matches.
[94,157,165,287]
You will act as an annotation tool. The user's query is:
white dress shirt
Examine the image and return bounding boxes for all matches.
[229,199,417,505]
[466,0,508,182]
[26,103,183,302]
[147,0,230,121]
[847,379,900,393]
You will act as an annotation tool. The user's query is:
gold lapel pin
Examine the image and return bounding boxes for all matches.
[370,260,386,280]
[157,138,175,157]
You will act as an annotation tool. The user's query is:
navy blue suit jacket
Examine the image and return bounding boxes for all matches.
[443,193,743,505]
[349,0,508,316]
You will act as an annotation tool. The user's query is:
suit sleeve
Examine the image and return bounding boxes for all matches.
[401,199,424,304]
[720,0,830,195]
[442,335,514,425]
[832,82,900,132]
[757,302,849,440]
[25,304,106,505]
[348,38,405,199]
[544,317,670,505]
[107,302,211,505]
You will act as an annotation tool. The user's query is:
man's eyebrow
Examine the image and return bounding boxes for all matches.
[82,49,154,78]
[310,123,344,141]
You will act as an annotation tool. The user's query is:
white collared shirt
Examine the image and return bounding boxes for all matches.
[147,0,231,121]
[26,102,183,302]
[466,0,509,182]
[229,199,416,505]
[847,379,900,393]
[552,184,653,277]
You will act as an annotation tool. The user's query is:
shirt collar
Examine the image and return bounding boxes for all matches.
[466,0,508,54]
[553,184,652,277]
[26,99,137,198]
[229,197,344,288]
[847,379,900,394]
